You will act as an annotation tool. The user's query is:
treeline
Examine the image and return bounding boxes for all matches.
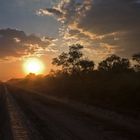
[8,44,140,117]
[51,44,140,75]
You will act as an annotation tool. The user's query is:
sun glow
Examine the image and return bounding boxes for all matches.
[23,58,45,74]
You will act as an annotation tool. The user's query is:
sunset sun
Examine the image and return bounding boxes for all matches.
[23,58,45,74]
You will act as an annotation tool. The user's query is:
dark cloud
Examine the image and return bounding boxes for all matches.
[80,0,140,34]
[0,28,51,60]
[37,0,92,24]
[38,0,140,59]
[77,0,140,56]
[45,8,63,17]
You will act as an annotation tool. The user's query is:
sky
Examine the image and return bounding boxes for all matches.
[0,0,140,81]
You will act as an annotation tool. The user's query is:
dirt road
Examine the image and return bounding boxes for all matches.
[0,84,140,140]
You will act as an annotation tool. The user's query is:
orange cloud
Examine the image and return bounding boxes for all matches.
[0,28,53,61]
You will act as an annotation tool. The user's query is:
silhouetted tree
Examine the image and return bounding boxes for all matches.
[78,59,94,73]
[52,44,94,75]
[98,55,130,73]
[132,53,140,71]
[25,73,36,79]
[52,52,69,73]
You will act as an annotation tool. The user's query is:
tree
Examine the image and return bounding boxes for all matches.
[78,59,94,73]
[52,52,69,73]
[52,44,94,75]
[132,53,140,71]
[25,73,36,79]
[98,54,130,73]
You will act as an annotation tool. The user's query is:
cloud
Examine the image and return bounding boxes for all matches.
[37,0,140,60]
[73,0,140,56]
[0,28,54,61]
[37,8,64,17]
[37,0,93,23]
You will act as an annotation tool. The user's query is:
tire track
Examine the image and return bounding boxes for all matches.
[4,85,43,140]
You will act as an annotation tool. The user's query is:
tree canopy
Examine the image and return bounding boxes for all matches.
[52,44,140,75]
[52,44,94,75]
[98,55,130,73]
[132,53,140,71]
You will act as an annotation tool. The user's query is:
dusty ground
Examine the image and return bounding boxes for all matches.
[0,83,140,140]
